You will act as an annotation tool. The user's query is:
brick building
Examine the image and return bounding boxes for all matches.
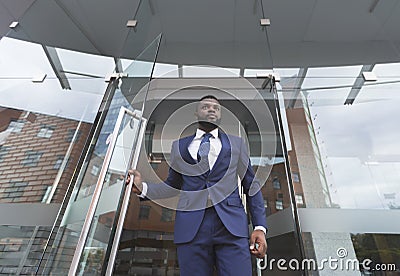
[0,107,92,274]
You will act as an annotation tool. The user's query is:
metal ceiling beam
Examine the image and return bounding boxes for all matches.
[114,57,123,73]
[60,70,102,79]
[344,64,375,105]
[287,67,308,108]
[42,45,71,90]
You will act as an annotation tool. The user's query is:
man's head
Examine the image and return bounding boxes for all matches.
[195,95,221,130]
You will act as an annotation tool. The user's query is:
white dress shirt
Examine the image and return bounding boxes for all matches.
[188,128,221,170]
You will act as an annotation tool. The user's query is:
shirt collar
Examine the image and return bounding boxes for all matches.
[195,128,218,140]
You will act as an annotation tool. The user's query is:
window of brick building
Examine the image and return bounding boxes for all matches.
[0,146,10,162]
[91,165,100,176]
[295,194,304,205]
[7,120,24,133]
[272,177,281,190]
[139,205,151,220]
[161,208,174,222]
[292,172,300,182]
[66,129,81,142]
[275,199,283,210]
[21,151,42,167]
[37,125,55,138]
[0,181,28,201]
[53,156,70,169]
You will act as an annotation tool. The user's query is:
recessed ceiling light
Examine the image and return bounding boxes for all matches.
[9,21,19,29]
[126,20,137,27]
[260,18,270,26]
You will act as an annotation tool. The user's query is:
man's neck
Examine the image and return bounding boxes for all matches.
[198,122,218,133]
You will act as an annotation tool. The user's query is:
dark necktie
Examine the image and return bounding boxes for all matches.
[197,133,212,172]
[197,133,213,206]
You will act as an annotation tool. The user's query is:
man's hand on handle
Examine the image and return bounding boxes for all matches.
[126,169,143,195]
[249,229,267,259]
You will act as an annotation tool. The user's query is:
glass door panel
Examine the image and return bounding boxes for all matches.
[73,107,146,275]
[40,107,146,276]
[112,82,303,276]
[38,33,161,275]
[109,2,305,273]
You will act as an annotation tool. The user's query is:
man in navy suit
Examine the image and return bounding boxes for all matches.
[128,95,267,275]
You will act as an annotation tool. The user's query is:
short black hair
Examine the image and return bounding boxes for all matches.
[199,95,219,102]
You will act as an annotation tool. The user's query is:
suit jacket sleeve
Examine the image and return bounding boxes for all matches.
[237,137,267,231]
[145,140,183,200]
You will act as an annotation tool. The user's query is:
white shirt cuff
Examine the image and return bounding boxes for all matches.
[254,226,267,235]
[138,182,148,198]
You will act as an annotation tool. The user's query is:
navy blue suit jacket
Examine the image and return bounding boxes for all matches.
[146,131,267,244]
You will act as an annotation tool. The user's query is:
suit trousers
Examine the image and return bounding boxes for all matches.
[176,207,252,276]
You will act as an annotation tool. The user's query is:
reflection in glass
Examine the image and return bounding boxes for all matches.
[308,95,400,209]
[352,233,400,274]
[76,110,144,275]
[39,29,162,274]
[0,107,92,204]
[0,24,107,273]
[302,65,362,90]
[0,226,52,275]
[0,38,108,121]
[282,67,400,274]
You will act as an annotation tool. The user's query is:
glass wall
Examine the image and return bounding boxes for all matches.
[38,12,161,276]
[279,52,400,276]
[271,1,400,274]
[0,4,114,273]
[0,40,112,276]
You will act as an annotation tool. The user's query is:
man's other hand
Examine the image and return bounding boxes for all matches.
[126,169,143,195]
[249,229,267,259]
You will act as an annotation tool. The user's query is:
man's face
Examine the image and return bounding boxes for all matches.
[195,98,221,124]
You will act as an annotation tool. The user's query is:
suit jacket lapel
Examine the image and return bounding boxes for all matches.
[179,134,197,164]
